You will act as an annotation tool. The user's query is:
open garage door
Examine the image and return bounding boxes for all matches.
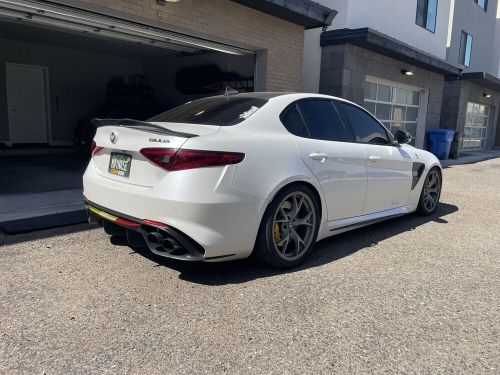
[0,0,254,55]
[0,0,256,148]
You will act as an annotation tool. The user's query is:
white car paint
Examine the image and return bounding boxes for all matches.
[83,93,441,262]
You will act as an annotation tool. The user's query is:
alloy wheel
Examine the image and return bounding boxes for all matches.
[422,169,441,212]
[271,192,317,261]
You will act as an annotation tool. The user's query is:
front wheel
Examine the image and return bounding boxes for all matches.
[254,185,320,268]
[417,167,442,215]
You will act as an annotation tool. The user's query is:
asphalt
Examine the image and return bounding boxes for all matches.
[0,158,499,374]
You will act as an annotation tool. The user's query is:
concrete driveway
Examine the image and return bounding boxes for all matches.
[1,158,499,374]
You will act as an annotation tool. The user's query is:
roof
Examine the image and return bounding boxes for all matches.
[445,72,500,93]
[321,28,461,76]
[229,0,336,29]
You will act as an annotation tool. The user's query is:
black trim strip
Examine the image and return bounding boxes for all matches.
[445,72,500,93]
[321,28,461,75]
[329,213,404,232]
[204,254,237,260]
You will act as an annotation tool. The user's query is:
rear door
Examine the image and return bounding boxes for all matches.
[281,99,367,221]
[335,101,413,214]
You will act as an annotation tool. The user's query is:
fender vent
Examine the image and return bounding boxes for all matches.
[411,162,426,190]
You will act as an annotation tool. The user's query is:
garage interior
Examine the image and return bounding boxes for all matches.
[0,0,256,197]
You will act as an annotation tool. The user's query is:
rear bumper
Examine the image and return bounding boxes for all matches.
[87,202,214,261]
[83,161,269,261]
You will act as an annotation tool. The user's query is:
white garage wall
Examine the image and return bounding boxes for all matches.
[303,0,453,93]
[446,0,499,75]
[0,37,143,143]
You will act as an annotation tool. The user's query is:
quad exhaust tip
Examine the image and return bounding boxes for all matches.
[146,231,164,246]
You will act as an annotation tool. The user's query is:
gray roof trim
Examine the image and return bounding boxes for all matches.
[229,0,335,29]
[445,72,500,93]
[321,28,461,75]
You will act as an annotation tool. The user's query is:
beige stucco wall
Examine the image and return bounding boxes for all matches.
[75,0,305,91]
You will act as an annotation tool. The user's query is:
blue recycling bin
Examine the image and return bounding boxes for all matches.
[427,129,455,160]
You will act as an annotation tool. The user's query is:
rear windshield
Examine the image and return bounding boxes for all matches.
[148,97,268,126]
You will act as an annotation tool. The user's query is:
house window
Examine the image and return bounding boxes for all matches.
[363,81,421,146]
[463,102,489,150]
[416,0,438,32]
[474,0,488,11]
[459,31,473,66]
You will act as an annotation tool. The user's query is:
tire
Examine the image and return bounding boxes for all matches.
[416,167,442,215]
[254,184,320,268]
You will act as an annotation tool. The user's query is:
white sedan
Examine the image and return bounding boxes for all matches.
[83,93,442,268]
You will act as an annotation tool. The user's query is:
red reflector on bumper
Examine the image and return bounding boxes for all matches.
[116,217,140,228]
[143,219,168,228]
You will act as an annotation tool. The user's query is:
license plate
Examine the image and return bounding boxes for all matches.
[108,152,132,178]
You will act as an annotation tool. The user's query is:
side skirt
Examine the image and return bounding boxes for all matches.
[319,206,409,239]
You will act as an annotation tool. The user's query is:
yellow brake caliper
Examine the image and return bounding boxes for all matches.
[274,223,280,242]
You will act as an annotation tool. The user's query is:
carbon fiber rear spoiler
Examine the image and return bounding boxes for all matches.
[91,118,198,138]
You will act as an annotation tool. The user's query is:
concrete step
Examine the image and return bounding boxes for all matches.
[0,189,87,234]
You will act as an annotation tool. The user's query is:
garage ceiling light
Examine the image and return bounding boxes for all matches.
[26,14,97,33]
[157,0,181,4]
[0,0,253,55]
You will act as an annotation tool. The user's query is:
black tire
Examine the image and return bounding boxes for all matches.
[254,184,321,268]
[416,167,442,215]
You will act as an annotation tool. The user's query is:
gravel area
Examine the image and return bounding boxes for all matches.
[1,158,499,374]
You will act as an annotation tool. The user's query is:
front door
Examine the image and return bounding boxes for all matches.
[335,101,413,214]
[361,144,413,214]
[280,99,368,221]
[6,63,49,144]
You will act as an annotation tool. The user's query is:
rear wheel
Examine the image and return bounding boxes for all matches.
[254,185,320,268]
[417,167,442,215]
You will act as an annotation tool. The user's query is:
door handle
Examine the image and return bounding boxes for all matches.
[368,155,381,162]
[309,152,329,162]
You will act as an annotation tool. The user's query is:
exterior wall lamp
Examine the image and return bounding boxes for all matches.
[401,70,414,76]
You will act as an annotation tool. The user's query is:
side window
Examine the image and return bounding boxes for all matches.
[336,101,390,145]
[296,100,351,142]
[459,31,473,67]
[280,104,309,138]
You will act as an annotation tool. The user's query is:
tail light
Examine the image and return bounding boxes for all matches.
[140,148,245,171]
[91,140,104,156]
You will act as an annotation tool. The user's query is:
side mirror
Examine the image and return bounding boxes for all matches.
[394,129,412,144]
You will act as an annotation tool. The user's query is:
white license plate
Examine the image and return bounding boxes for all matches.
[108,152,132,178]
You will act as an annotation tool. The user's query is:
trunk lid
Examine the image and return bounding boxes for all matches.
[91,119,220,186]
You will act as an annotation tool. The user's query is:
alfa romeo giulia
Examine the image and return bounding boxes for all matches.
[83,92,442,268]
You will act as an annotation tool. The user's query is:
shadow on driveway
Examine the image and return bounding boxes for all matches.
[123,202,458,286]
